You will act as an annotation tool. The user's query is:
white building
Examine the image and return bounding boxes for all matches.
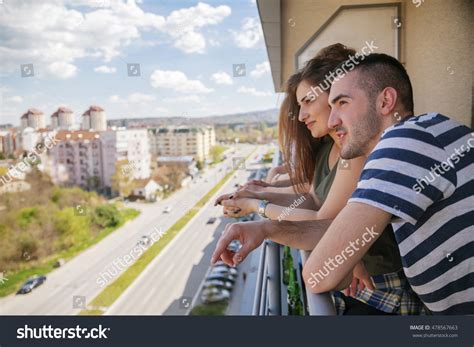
[101,128,151,187]
[21,108,46,130]
[81,106,107,131]
[47,128,151,193]
[0,129,18,156]
[132,179,161,201]
[148,125,216,162]
[51,107,75,130]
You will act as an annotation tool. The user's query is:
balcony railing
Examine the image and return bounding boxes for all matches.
[252,149,336,316]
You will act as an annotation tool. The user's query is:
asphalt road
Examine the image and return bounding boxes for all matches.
[0,144,257,315]
[105,145,271,315]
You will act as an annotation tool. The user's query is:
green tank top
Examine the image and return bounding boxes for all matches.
[312,136,402,275]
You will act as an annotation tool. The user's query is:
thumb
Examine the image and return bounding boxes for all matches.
[232,243,253,266]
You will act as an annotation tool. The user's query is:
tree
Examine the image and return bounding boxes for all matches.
[210,145,227,163]
[111,160,134,197]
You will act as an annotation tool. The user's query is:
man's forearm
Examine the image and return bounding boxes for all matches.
[262,219,333,251]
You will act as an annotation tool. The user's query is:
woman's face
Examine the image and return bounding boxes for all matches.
[295,79,332,139]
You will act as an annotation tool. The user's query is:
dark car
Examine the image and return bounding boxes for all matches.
[17,275,46,294]
[207,217,217,224]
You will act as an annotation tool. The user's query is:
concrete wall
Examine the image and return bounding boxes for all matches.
[278,0,473,126]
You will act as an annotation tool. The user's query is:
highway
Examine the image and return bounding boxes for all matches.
[105,145,270,315]
[0,144,257,315]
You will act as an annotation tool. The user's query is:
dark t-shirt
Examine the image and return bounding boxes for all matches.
[312,136,402,276]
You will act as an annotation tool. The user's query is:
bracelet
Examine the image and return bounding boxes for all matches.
[258,200,269,218]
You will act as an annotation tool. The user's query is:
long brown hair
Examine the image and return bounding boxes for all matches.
[278,43,356,193]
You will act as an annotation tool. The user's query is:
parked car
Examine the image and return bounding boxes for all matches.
[207,217,217,224]
[206,274,236,284]
[212,265,238,276]
[203,279,233,290]
[17,275,46,294]
[163,205,172,213]
[201,288,230,303]
[227,240,241,253]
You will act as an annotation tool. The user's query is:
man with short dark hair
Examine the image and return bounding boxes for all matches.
[212,53,474,314]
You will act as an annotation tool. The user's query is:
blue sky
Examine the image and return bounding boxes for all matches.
[0,0,280,126]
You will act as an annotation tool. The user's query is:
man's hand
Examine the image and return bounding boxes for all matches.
[344,262,375,297]
[211,220,268,267]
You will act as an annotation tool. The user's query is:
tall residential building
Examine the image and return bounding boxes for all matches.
[21,108,46,130]
[148,125,216,162]
[100,128,151,187]
[51,107,75,129]
[81,106,107,131]
[46,129,151,193]
[0,129,18,156]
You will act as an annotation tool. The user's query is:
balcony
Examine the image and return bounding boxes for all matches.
[252,150,336,316]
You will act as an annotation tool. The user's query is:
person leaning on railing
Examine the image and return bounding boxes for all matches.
[214,44,425,315]
[213,52,474,315]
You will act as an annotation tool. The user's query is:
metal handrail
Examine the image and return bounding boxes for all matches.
[300,251,336,316]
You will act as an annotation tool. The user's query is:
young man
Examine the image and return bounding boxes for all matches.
[211,53,473,314]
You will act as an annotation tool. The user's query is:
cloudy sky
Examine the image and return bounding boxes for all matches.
[0,0,280,126]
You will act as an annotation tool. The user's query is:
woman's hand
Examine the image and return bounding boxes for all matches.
[221,198,260,217]
[344,261,375,297]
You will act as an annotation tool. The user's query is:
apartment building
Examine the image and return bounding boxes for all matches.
[81,105,107,131]
[20,108,46,130]
[148,125,216,162]
[47,128,151,193]
[0,129,18,156]
[51,107,76,130]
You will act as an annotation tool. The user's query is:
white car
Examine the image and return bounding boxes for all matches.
[163,206,172,213]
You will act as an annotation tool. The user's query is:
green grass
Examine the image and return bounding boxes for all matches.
[81,149,256,315]
[0,208,139,297]
[190,302,228,316]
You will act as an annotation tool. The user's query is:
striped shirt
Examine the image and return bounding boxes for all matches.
[349,113,474,315]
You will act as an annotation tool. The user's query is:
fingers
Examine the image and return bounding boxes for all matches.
[231,241,253,266]
[214,193,233,206]
[350,278,358,297]
[364,278,375,291]
[211,224,239,265]
[221,199,240,209]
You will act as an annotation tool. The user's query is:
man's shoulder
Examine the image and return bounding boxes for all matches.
[380,113,471,147]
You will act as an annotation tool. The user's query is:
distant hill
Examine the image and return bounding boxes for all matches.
[107,108,279,128]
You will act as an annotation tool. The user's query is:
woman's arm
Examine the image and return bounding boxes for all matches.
[221,156,366,221]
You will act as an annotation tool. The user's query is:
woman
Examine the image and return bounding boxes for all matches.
[216,43,425,315]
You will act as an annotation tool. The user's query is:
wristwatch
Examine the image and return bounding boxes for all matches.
[258,200,269,218]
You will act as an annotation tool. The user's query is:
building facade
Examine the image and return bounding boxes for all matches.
[51,107,76,130]
[20,108,46,130]
[81,106,107,131]
[148,125,216,162]
[257,0,473,127]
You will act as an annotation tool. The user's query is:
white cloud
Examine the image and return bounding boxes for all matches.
[94,65,117,74]
[163,95,201,103]
[211,71,233,85]
[0,1,230,79]
[250,61,270,78]
[231,17,263,49]
[163,2,231,54]
[150,70,213,93]
[237,86,271,97]
[47,62,78,79]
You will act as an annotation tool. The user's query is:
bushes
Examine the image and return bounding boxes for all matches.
[93,204,122,228]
